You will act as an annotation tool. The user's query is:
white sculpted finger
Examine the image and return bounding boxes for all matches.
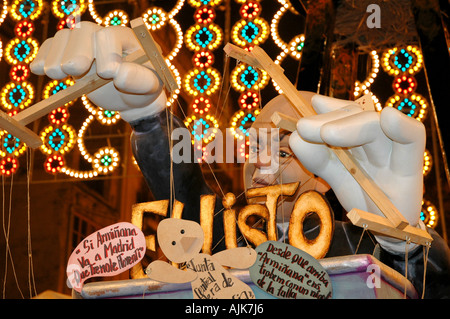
[61,22,101,77]
[44,29,71,79]
[30,38,52,76]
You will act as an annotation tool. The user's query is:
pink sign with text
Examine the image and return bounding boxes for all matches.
[66,222,146,292]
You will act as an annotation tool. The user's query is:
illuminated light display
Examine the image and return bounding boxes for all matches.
[354,50,380,98]
[143,7,167,30]
[231,63,269,92]
[0,157,19,176]
[230,108,261,140]
[194,6,216,25]
[185,23,223,51]
[238,139,251,161]
[39,124,76,155]
[15,20,35,38]
[239,91,260,109]
[184,114,219,144]
[240,1,261,19]
[188,0,222,7]
[271,0,290,52]
[48,107,69,125]
[421,199,438,228]
[193,51,214,68]
[382,46,423,76]
[81,95,120,125]
[77,114,94,163]
[44,154,65,174]
[0,130,26,158]
[43,78,76,107]
[393,75,417,95]
[423,149,432,176]
[4,37,39,65]
[10,64,30,82]
[0,0,7,26]
[287,34,305,60]
[51,0,86,19]
[385,94,428,121]
[10,0,43,21]
[191,96,212,115]
[0,81,34,110]
[183,68,221,96]
[93,147,120,174]
[104,10,128,27]
[231,18,269,47]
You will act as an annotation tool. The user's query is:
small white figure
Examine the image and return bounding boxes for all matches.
[146,218,257,299]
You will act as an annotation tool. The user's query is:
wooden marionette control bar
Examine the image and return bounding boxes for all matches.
[223,43,432,245]
[0,18,177,149]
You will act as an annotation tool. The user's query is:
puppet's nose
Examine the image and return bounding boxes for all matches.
[181,236,197,252]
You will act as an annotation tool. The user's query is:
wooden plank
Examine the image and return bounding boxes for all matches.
[224,43,409,230]
[270,111,298,132]
[347,208,433,246]
[0,111,42,148]
[130,18,179,94]
[13,49,148,126]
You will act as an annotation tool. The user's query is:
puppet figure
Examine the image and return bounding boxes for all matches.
[146,218,257,299]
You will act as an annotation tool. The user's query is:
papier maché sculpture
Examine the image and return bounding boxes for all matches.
[30,22,450,298]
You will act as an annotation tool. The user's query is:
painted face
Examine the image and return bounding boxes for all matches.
[243,93,330,222]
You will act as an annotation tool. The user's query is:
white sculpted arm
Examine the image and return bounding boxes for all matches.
[30,22,167,123]
[289,94,426,254]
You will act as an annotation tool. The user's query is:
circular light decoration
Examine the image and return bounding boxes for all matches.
[51,0,86,19]
[382,46,423,76]
[44,154,65,174]
[421,199,438,228]
[184,114,219,144]
[385,94,428,121]
[193,51,214,68]
[0,81,35,111]
[423,149,432,176]
[232,18,269,47]
[231,64,269,92]
[10,0,43,21]
[48,107,69,125]
[93,147,120,174]
[4,37,39,65]
[393,75,417,95]
[43,79,76,107]
[143,7,167,30]
[0,0,8,26]
[188,0,222,8]
[238,139,251,161]
[354,50,380,98]
[185,24,223,51]
[0,131,26,158]
[82,94,121,125]
[0,157,19,176]
[10,64,30,82]
[287,34,305,60]
[194,6,215,25]
[39,124,76,155]
[183,68,221,96]
[271,0,290,52]
[15,20,35,38]
[230,108,261,140]
[240,1,261,19]
[239,91,259,109]
[191,96,212,115]
[104,10,128,27]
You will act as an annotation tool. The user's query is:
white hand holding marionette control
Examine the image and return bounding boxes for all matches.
[30,22,167,123]
[289,95,426,253]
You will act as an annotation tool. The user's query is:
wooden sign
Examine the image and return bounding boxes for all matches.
[249,241,332,299]
[66,222,146,293]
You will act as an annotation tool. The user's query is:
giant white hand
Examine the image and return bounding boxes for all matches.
[30,22,166,123]
[289,94,426,253]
